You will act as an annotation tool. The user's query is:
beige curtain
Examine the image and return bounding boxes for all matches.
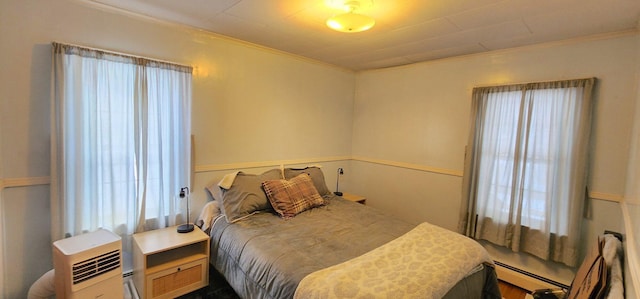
[459,78,595,267]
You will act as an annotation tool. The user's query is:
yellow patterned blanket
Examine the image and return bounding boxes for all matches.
[294,222,493,299]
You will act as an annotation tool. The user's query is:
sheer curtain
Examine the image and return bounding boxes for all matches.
[51,43,192,252]
[459,78,595,267]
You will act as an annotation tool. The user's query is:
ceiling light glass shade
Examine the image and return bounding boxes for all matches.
[326,12,375,33]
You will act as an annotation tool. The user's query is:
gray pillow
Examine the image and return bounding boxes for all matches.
[204,180,224,202]
[220,169,282,223]
[284,166,332,197]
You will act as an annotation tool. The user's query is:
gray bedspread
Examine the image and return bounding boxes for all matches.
[209,196,501,299]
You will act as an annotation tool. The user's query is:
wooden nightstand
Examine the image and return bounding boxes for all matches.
[132,226,210,299]
[341,192,366,204]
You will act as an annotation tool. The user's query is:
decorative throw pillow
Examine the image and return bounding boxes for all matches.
[284,166,332,197]
[219,169,282,223]
[262,173,325,219]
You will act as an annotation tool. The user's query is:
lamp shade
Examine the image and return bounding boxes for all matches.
[326,12,375,33]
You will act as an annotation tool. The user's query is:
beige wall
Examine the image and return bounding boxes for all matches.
[351,33,639,284]
[0,0,354,297]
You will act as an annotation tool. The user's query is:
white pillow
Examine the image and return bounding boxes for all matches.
[198,201,220,233]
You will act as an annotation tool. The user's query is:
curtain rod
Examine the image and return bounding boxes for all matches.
[52,41,192,70]
[472,77,597,89]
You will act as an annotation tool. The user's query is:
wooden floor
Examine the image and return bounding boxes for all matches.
[499,280,529,299]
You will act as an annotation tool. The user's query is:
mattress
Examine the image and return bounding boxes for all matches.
[209,196,501,299]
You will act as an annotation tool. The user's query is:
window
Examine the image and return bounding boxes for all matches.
[459,78,595,267]
[51,43,192,251]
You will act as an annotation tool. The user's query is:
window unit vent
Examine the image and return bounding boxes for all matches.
[72,250,121,285]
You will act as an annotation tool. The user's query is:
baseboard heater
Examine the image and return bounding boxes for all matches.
[494,261,570,292]
[123,276,140,299]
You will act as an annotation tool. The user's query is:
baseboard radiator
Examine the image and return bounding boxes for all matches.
[123,276,140,299]
[494,261,570,292]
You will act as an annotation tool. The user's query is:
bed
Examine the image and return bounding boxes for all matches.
[201,167,501,299]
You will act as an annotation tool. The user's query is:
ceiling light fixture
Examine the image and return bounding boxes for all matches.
[326,0,375,33]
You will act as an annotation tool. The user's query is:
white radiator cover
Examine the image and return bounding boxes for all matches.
[53,229,123,299]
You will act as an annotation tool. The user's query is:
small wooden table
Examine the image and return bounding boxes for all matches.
[132,226,210,299]
[341,192,366,204]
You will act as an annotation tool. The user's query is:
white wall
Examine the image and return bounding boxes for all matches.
[351,33,639,284]
[0,112,4,299]
[0,0,355,297]
[623,202,640,298]
[619,28,640,299]
[2,0,639,297]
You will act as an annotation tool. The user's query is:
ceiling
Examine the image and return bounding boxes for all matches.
[90,0,640,71]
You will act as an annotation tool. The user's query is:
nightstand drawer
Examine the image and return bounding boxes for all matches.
[146,257,208,299]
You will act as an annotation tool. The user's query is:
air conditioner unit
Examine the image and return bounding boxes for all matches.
[53,228,123,299]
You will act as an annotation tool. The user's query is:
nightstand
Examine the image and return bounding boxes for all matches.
[341,192,366,204]
[132,226,210,299]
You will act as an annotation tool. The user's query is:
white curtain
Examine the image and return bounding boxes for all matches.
[51,43,192,252]
[459,79,595,267]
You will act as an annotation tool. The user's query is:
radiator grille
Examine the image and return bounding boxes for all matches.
[72,250,121,285]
